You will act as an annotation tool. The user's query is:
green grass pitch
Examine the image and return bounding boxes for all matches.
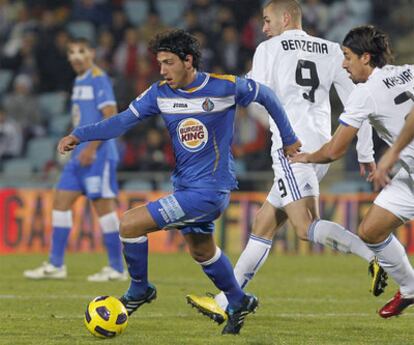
[1,253,413,345]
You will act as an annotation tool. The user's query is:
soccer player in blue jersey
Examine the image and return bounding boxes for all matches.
[57,30,301,335]
[24,38,126,282]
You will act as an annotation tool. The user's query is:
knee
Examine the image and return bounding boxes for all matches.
[292,218,315,242]
[120,213,142,238]
[358,221,377,244]
[190,246,216,263]
[251,209,278,240]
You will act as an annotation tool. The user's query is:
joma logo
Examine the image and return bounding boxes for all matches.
[173,103,188,108]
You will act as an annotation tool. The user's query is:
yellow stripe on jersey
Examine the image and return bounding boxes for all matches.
[212,132,220,173]
[209,73,236,83]
[92,66,104,77]
[159,80,168,86]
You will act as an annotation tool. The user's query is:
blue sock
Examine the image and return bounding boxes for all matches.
[122,237,148,299]
[103,232,124,272]
[49,226,70,267]
[201,248,245,310]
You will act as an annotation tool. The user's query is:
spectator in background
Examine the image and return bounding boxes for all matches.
[95,29,115,72]
[0,105,23,160]
[326,0,371,43]
[1,3,36,58]
[3,74,45,142]
[0,30,38,85]
[192,30,214,71]
[35,29,74,92]
[189,0,219,33]
[122,128,174,172]
[71,0,111,28]
[113,27,147,107]
[110,9,129,48]
[301,0,329,37]
[217,26,242,74]
[241,12,266,53]
[181,10,202,33]
[232,107,268,171]
[139,12,168,44]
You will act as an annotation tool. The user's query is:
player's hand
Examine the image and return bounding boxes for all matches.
[57,135,80,154]
[367,149,399,191]
[359,161,376,179]
[283,139,302,157]
[78,145,97,166]
[290,152,310,164]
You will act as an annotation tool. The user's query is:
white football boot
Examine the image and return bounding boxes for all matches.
[23,262,67,279]
[87,266,128,282]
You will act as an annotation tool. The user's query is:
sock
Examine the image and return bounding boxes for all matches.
[49,210,72,267]
[308,219,374,262]
[366,235,414,297]
[99,212,123,272]
[199,247,245,310]
[215,234,272,310]
[121,236,148,299]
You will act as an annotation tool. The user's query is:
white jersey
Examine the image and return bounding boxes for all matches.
[340,65,414,175]
[250,29,373,161]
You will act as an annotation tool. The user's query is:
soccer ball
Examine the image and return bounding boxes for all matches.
[84,296,128,338]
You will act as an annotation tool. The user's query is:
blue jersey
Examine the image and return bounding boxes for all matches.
[73,72,297,192]
[71,66,118,161]
[128,73,262,190]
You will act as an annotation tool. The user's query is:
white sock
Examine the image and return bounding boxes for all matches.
[308,220,374,262]
[366,235,414,297]
[215,234,272,310]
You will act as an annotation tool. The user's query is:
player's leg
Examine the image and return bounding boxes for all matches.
[185,232,258,335]
[211,202,287,311]
[359,172,414,317]
[23,187,81,279]
[118,204,159,315]
[49,190,82,266]
[288,196,374,262]
[88,197,126,282]
[286,196,387,295]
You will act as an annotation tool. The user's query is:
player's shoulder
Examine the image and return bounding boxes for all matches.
[208,73,236,84]
[91,66,107,78]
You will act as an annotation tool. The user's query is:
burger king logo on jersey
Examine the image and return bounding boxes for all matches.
[177,118,208,152]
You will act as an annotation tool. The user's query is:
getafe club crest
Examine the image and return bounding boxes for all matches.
[202,98,215,112]
[177,118,208,152]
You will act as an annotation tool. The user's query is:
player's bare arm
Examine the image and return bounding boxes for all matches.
[369,107,414,190]
[291,124,358,164]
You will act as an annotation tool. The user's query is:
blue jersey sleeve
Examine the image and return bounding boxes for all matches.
[94,75,116,110]
[235,77,259,107]
[128,83,160,119]
[72,108,141,142]
[255,83,297,146]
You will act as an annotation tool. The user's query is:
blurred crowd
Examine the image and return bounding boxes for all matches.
[0,0,412,181]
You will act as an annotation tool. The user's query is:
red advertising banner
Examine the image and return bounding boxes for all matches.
[0,189,413,255]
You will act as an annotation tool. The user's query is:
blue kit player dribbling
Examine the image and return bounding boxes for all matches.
[24,38,126,282]
[58,30,301,334]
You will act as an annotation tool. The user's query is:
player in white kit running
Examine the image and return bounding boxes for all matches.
[370,106,414,191]
[292,25,414,318]
[186,0,386,324]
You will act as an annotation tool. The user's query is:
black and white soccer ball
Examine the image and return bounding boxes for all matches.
[84,296,128,338]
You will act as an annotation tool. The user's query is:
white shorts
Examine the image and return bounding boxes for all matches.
[374,168,414,222]
[266,148,329,209]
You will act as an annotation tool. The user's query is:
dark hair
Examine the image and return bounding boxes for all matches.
[342,25,393,68]
[67,37,94,49]
[149,29,201,69]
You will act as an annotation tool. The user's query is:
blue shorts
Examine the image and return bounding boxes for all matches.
[57,157,119,200]
[147,189,230,235]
